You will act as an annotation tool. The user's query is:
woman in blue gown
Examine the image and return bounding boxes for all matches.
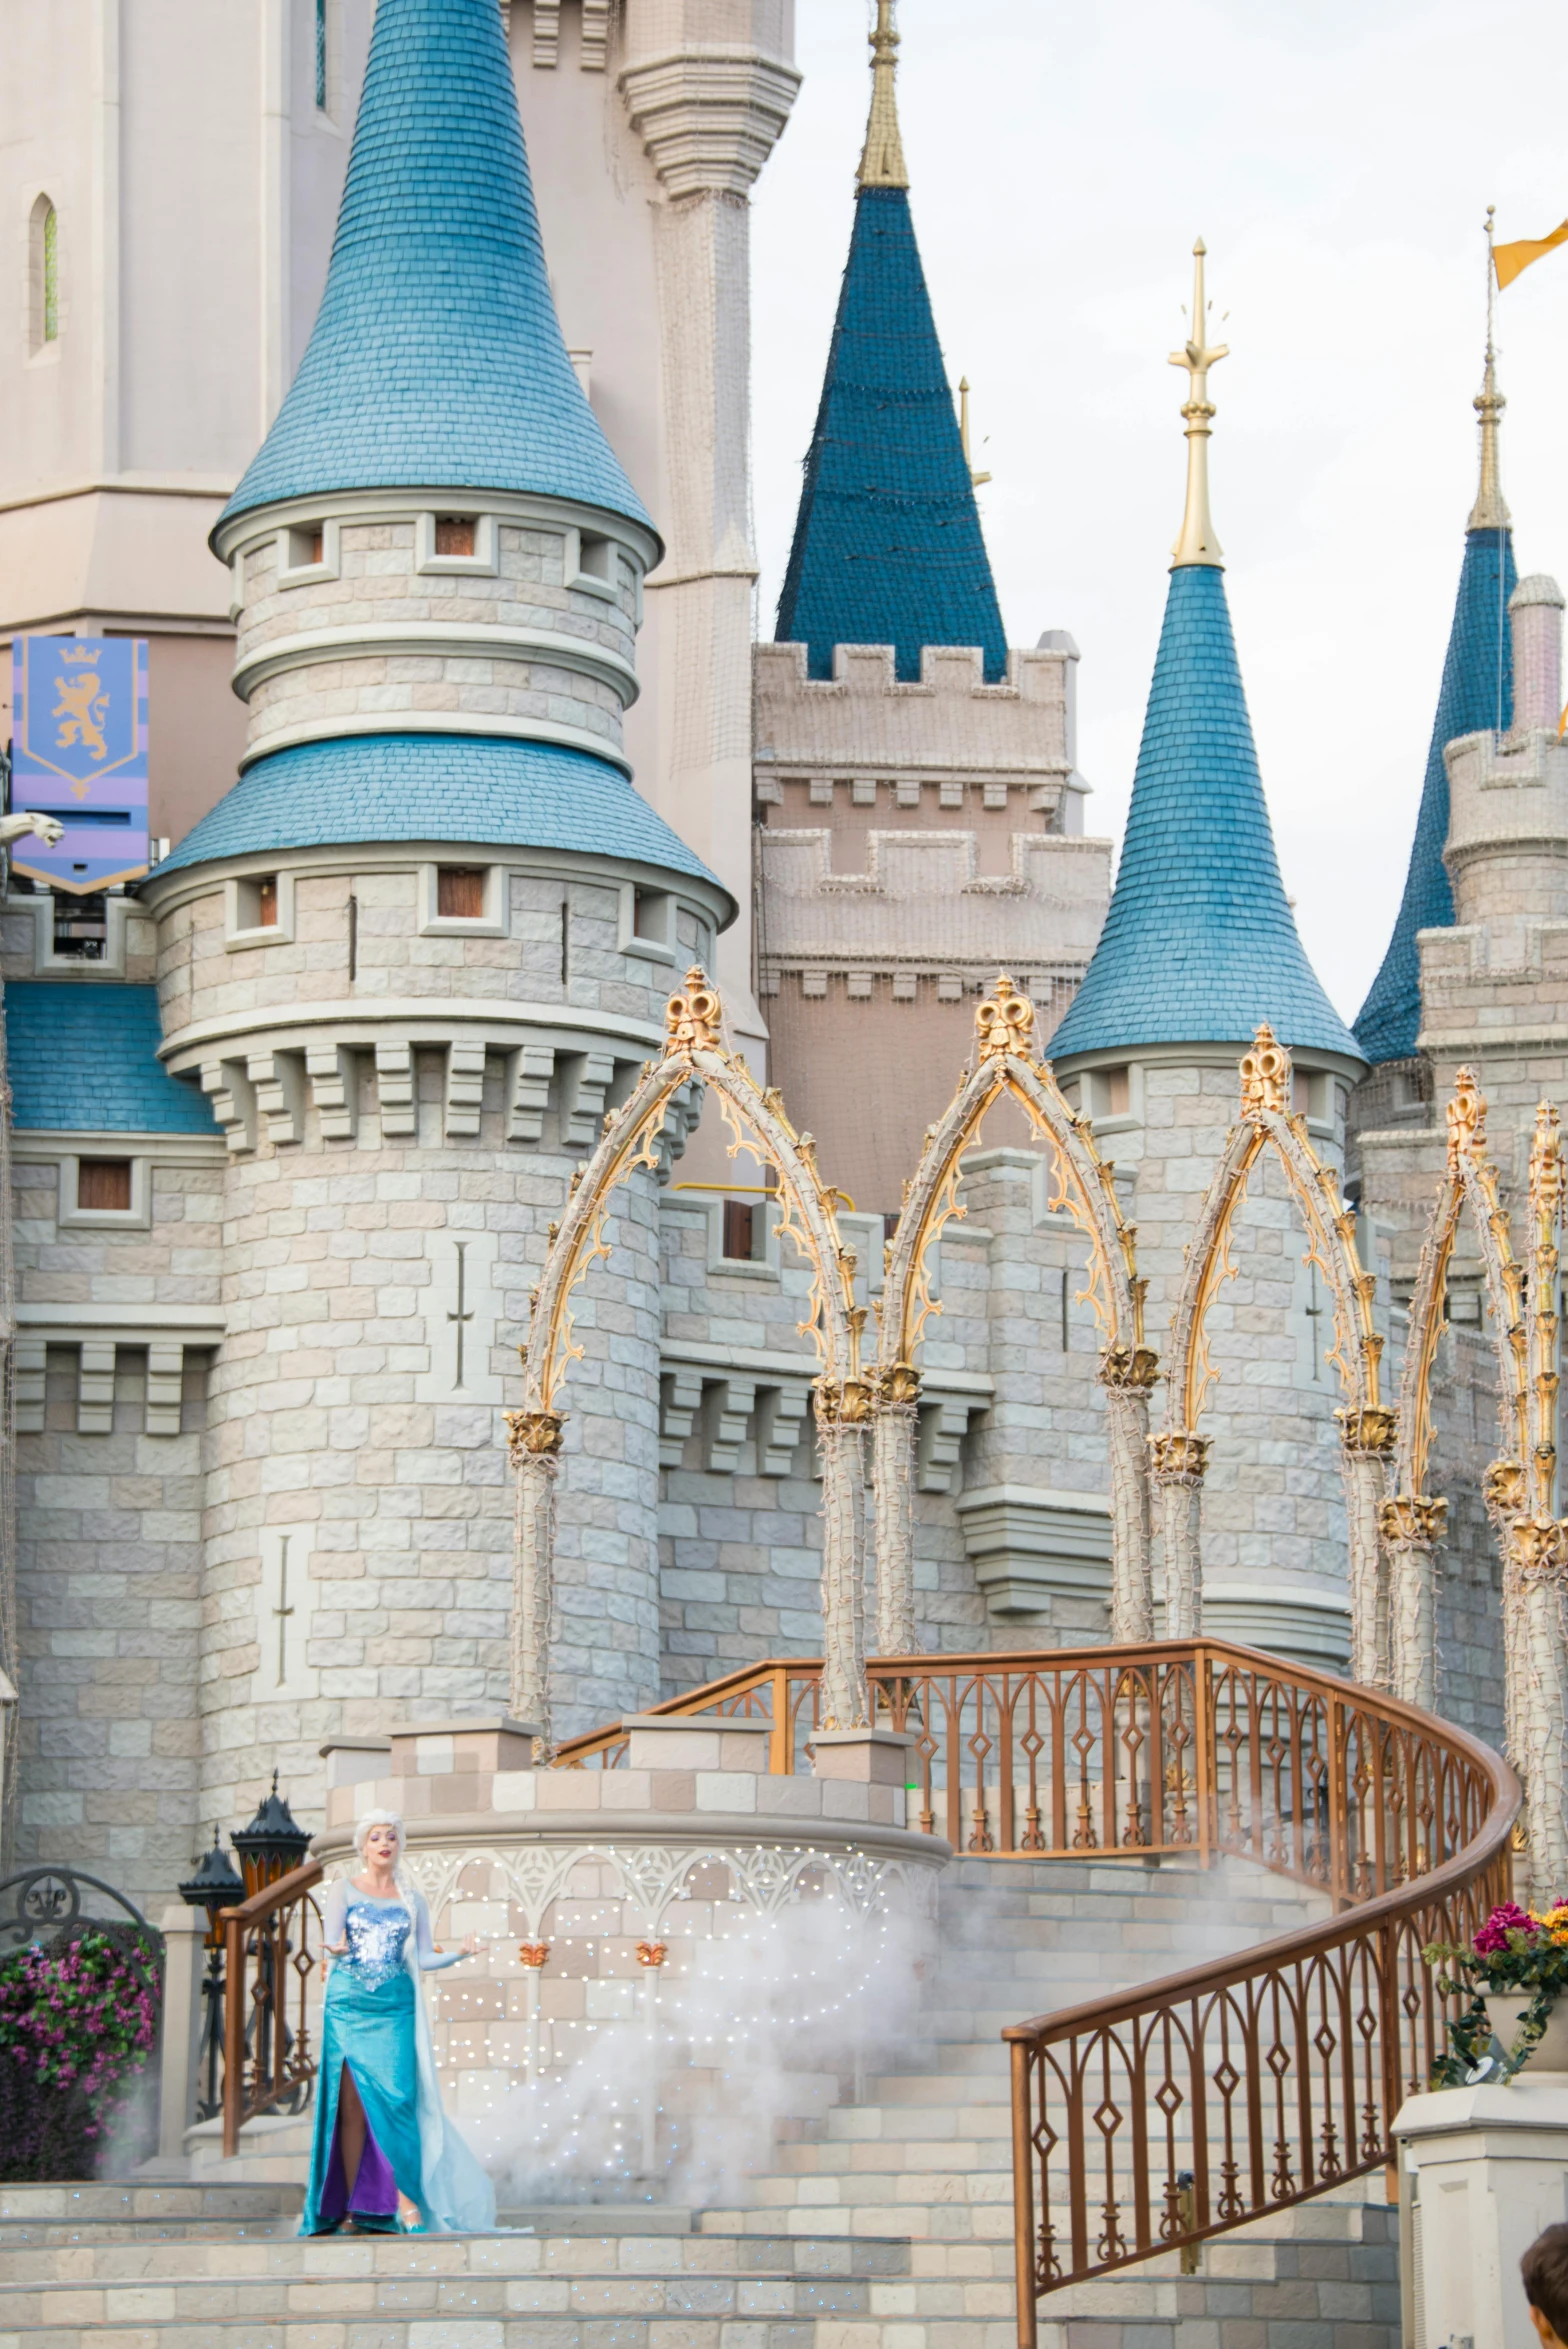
[301,1811,496,2234]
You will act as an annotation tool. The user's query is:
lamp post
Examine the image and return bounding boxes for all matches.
[177,1830,245,2121]
[229,1774,312,2103]
[230,1772,311,1894]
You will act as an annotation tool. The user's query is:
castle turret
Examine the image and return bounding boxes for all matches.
[1051,245,1366,1673]
[753,0,1108,1213]
[127,0,731,1857]
[1351,345,1516,1088]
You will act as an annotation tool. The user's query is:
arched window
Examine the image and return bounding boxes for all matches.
[29,196,58,350]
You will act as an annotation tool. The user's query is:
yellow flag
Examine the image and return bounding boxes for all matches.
[1494,218,1568,290]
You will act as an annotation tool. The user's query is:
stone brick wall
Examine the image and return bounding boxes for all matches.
[230,496,646,769]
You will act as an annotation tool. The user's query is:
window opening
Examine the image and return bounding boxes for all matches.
[78,1158,131,1212]
[41,204,57,341]
[256,876,279,928]
[722,1200,755,1262]
[52,892,106,959]
[347,893,358,982]
[560,899,570,986]
[434,515,476,557]
[314,0,328,107]
[1305,1257,1325,1384]
[437,867,486,919]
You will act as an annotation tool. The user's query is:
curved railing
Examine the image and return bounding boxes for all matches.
[219,1857,324,2156]
[556,1638,1517,2343]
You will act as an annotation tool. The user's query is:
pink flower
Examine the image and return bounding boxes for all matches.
[1474,1902,1541,1954]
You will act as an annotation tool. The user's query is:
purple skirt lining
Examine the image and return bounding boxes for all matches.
[318,2061,400,2223]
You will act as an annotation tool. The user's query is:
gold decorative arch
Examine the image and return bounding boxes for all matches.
[1382,1069,1525,1712]
[873,975,1157,1653]
[1153,1024,1393,1684]
[1388,1073,1567,1897]
[507,968,870,1747]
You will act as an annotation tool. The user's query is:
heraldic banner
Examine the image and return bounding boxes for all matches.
[9,636,150,893]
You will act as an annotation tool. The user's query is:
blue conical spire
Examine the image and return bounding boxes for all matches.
[218,0,648,532]
[1353,356,1515,1063]
[1050,565,1360,1063]
[1052,247,1360,1068]
[774,7,1005,684]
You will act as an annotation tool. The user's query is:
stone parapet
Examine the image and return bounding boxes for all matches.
[753,638,1078,784]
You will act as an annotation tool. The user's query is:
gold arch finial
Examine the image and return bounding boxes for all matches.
[1470,212,1510,532]
[1169,238,1228,568]
[857,0,909,191]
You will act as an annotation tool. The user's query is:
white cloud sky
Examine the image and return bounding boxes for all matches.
[750,0,1568,1026]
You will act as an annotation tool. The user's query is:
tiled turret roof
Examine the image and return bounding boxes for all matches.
[773,184,1006,683]
[218,0,649,534]
[1352,524,1515,1064]
[5,984,217,1134]
[155,736,726,901]
[1049,562,1362,1065]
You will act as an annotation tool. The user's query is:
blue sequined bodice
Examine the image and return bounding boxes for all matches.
[341,1895,411,1991]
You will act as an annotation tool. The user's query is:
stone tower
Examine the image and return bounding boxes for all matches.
[1351,343,1517,1108]
[1350,356,1563,1733]
[752,1,1109,1216]
[1049,244,1367,1671]
[20,0,733,1891]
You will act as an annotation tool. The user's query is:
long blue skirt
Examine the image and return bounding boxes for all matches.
[301,1968,426,2235]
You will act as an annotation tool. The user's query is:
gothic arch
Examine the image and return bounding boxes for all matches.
[1388,1074,1568,1895]
[1153,1025,1393,1685]
[873,974,1157,1654]
[508,967,870,1747]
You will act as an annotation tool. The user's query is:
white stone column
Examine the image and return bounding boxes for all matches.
[619,9,800,1061]
[155,1905,207,2163]
[816,1381,870,1730]
[1103,1377,1155,1642]
[1513,1522,1568,1908]
[1151,1434,1208,1639]
[508,1414,562,1750]
[1382,1497,1445,1715]
[1339,1420,1396,1692]
[1396,2079,1568,2349]
[870,1373,920,1657]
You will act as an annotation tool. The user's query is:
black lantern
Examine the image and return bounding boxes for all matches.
[178,1828,247,2123]
[231,1772,311,1897]
[179,1828,246,1944]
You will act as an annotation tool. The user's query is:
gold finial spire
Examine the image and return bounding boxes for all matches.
[857,0,909,191]
[958,379,992,487]
[1168,239,1229,568]
[1470,206,1510,531]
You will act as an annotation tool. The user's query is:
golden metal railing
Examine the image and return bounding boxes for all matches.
[220,1858,324,2157]
[556,1637,1516,2341]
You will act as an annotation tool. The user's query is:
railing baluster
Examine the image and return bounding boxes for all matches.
[1011,2038,1039,2349]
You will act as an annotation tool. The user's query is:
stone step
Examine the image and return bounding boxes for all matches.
[0,2187,302,2227]
[0,2228,918,2344]
[0,2226,908,2283]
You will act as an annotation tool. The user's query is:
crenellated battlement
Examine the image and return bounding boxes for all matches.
[753,636,1078,784]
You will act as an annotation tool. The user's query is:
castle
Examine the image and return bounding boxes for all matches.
[0,0,1548,1919]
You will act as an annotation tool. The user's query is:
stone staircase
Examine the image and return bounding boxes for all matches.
[0,1853,1403,2348]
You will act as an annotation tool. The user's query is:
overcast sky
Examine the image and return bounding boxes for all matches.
[749,0,1568,1026]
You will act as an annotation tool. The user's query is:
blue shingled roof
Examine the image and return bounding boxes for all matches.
[218,0,649,536]
[775,186,1006,683]
[154,734,727,901]
[5,982,216,1135]
[1352,525,1515,1064]
[1050,563,1362,1066]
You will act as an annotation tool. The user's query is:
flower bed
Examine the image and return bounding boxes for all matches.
[1425,1901,1568,2085]
[0,1921,162,2178]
